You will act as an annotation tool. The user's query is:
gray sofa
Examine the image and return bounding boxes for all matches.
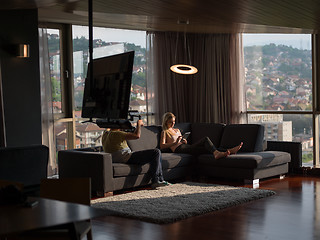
[58,123,301,196]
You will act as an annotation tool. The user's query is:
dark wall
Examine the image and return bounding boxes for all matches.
[0,9,42,146]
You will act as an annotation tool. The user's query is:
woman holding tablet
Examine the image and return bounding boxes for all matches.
[160,112,243,159]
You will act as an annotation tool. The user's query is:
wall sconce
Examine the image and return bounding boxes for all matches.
[17,44,30,58]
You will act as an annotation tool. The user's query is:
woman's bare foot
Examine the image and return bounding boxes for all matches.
[228,142,243,155]
[213,150,230,159]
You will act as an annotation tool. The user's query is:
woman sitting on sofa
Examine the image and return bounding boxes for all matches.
[102,119,170,189]
[160,112,243,159]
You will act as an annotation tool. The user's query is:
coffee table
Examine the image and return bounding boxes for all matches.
[0,197,110,238]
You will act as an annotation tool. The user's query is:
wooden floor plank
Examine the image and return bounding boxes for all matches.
[91,175,320,240]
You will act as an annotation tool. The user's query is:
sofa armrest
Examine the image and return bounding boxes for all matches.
[0,145,48,187]
[58,150,114,195]
[267,141,302,172]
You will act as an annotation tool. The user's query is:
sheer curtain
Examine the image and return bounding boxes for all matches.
[146,31,246,124]
[0,61,6,147]
[39,28,57,176]
[226,34,246,124]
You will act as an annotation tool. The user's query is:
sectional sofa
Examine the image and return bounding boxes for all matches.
[58,123,302,196]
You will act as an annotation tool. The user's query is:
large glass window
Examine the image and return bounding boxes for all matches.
[47,29,63,114]
[243,34,313,167]
[45,28,64,175]
[44,26,147,158]
[44,29,316,170]
[72,26,147,149]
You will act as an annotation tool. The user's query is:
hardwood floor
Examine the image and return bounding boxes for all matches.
[91,175,320,240]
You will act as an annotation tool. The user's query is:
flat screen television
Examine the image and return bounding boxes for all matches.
[81,51,134,120]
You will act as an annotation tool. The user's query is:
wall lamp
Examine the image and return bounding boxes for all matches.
[16,44,30,58]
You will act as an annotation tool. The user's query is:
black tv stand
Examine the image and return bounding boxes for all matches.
[81,111,141,130]
[95,119,133,130]
[81,118,93,124]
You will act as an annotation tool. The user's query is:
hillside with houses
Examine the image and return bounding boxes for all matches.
[49,34,147,116]
[48,34,147,149]
[244,43,312,111]
[244,44,313,165]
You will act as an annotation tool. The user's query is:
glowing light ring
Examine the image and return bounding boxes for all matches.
[170,64,198,75]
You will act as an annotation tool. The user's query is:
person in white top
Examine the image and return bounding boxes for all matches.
[160,112,243,159]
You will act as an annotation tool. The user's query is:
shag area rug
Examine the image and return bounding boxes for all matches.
[91,182,275,224]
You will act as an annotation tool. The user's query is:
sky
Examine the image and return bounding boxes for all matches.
[72,26,147,48]
[243,34,311,50]
[56,26,312,50]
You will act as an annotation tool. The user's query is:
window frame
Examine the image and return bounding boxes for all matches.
[39,23,76,149]
[244,34,319,167]
[41,24,320,168]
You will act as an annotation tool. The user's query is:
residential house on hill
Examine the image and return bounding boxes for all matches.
[131,85,146,101]
[52,101,62,113]
[129,99,147,113]
[76,123,105,148]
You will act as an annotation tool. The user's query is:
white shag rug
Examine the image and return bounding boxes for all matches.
[91,182,275,224]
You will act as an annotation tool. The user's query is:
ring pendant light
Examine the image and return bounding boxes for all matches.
[170,20,198,75]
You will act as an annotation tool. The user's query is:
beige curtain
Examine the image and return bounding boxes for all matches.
[228,34,246,124]
[0,61,6,147]
[39,28,57,176]
[146,31,246,124]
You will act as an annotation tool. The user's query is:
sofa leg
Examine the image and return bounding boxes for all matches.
[279,174,285,179]
[244,179,260,188]
[196,176,208,182]
[96,191,113,197]
[103,192,113,197]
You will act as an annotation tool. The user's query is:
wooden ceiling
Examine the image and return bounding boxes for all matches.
[1,0,320,33]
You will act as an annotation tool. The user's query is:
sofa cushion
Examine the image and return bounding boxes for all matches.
[197,151,291,169]
[219,124,264,152]
[174,122,192,138]
[161,153,194,169]
[191,123,225,147]
[113,153,193,177]
[127,126,162,151]
[113,163,151,177]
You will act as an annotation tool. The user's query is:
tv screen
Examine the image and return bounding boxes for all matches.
[81,51,134,119]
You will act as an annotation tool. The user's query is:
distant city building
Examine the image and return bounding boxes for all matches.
[76,123,105,148]
[52,101,62,113]
[92,43,124,59]
[131,85,146,101]
[248,114,292,141]
[73,43,125,78]
[54,122,104,150]
[129,99,146,112]
[54,125,81,151]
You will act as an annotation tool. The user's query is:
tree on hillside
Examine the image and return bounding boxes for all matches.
[132,72,146,87]
[262,43,278,56]
[51,77,61,101]
[48,36,60,53]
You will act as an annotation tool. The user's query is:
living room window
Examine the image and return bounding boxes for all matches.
[42,24,147,167]
[243,34,314,167]
[72,25,147,149]
[42,28,316,174]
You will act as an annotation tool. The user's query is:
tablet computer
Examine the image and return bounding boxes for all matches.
[182,132,191,140]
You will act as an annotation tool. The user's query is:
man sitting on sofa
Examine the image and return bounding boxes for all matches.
[102,119,170,189]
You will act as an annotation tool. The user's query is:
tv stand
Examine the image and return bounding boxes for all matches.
[95,119,133,130]
[81,117,93,124]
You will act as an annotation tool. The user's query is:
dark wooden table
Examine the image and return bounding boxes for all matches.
[0,197,109,237]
